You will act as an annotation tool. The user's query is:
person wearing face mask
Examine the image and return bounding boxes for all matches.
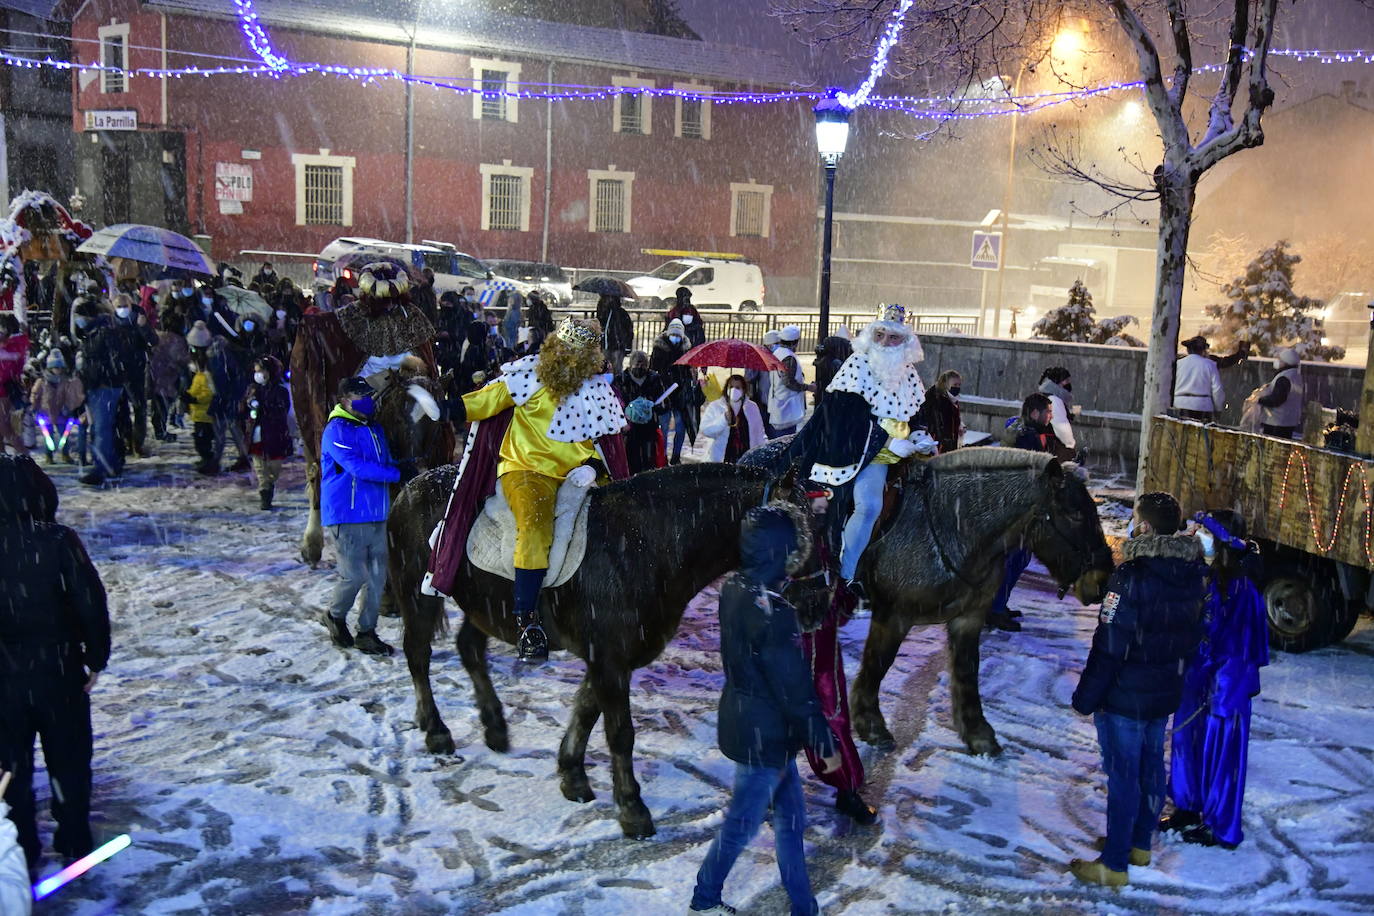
[1037,366,1078,462]
[701,374,765,464]
[614,350,666,474]
[1162,510,1266,850]
[110,294,157,459]
[319,376,402,657]
[240,356,295,510]
[665,287,706,349]
[251,261,276,289]
[29,350,84,464]
[768,325,816,437]
[183,323,218,474]
[1069,492,1206,888]
[73,300,133,486]
[916,370,963,455]
[650,318,698,464]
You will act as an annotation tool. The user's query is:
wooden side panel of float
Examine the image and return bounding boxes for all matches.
[1144,417,1373,570]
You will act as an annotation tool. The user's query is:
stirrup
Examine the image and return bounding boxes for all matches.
[517,622,549,662]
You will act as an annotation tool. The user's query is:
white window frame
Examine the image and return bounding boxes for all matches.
[612,75,655,135]
[586,166,635,233]
[470,58,522,123]
[730,182,773,239]
[674,82,712,140]
[291,150,356,227]
[480,160,534,232]
[98,22,130,95]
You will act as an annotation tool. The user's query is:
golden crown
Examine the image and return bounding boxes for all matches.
[876,303,907,324]
[557,319,599,349]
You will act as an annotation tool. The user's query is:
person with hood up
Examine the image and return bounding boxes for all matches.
[0,455,109,876]
[1037,367,1078,462]
[700,374,765,464]
[768,325,814,436]
[458,320,495,395]
[1173,336,1227,422]
[525,291,556,338]
[110,294,157,459]
[29,350,83,464]
[811,330,852,407]
[596,294,634,374]
[73,299,133,486]
[320,376,402,657]
[689,506,840,916]
[664,286,707,348]
[240,355,295,510]
[917,370,963,455]
[615,350,666,474]
[0,314,29,454]
[208,325,253,473]
[435,291,471,376]
[1256,347,1303,439]
[1162,509,1267,850]
[1069,491,1206,888]
[650,318,697,464]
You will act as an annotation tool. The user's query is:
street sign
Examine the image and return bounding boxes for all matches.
[215,163,254,202]
[83,110,137,131]
[970,231,1002,270]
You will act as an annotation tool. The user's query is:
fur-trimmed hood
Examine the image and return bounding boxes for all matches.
[1122,533,1202,563]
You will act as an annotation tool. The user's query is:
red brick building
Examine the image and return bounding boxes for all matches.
[70,0,820,302]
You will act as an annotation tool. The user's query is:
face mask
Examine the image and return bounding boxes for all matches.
[631,368,647,379]
[180,288,192,298]
[948,386,961,398]
[682,314,694,325]
[489,326,499,336]
[669,334,682,345]
[201,296,213,306]
[74,317,90,330]
[1063,382,1073,391]
[728,388,744,402]
[243,320,255,332]
[1127,519,1140,539]
[350,396,375,417]
[115,307,131,320]
[1196,529,1216,559]
[253,371,268,385]
[275,309,286,320]
[598,373,614,385]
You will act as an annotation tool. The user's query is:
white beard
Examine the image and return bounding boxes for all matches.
[866,345,913,395]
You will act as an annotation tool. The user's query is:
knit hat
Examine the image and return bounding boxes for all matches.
[1276,347,1300,368]
[762,330,781,346]
[666,318,687,338]
[186,320,212,348]
[779,325,801,343]
[45,349,67,370]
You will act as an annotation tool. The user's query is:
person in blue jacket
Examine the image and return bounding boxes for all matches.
[690,506,841,916]
[1069,491,1206,887]
[320,376,402,656]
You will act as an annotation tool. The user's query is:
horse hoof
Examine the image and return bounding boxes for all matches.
[560,776,596,804]
[855,719,896,751]
[484,728,510,754]
[619,814,656,839]
[425,730,457,755]
[965,733,1003,757]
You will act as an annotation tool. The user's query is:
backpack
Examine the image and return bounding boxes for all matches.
[625,397,655,425]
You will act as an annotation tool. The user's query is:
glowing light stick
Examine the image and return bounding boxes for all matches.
[35,413,56,451]
[32,834,131,900]
[58,417,78,450]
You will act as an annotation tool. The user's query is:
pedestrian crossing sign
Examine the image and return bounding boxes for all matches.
[971,232,1002,270]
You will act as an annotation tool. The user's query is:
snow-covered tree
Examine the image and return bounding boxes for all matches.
[1201,240,1344,363]
[1033,280,1144,347]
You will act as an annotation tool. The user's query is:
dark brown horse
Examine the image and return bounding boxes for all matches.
[289,311,453,564]
[386,462,812,839]
[845,449,1112,756]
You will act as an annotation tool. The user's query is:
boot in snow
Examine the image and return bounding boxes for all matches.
[835,790,879,826]
[1093,836,1150,866]
[354,630,394,656]
[1069,858,1127,887]
[259,485,274,510]
[322,612,354,648]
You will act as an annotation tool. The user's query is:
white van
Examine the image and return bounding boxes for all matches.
[627,256,765,313]
[313,237,533,302]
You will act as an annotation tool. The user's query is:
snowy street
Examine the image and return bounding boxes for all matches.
[30,444,1374,915]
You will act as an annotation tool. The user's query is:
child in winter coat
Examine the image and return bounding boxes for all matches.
[183,321,217,475]
[29,350,84,463]
[240,355,295,509]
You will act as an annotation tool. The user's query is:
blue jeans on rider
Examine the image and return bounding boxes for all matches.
[690,758,819,916]
[86,385,123,478]
[840,461,887,581]
[659,408,688,462]
[988,548,1033,617]
[1094,711,1168,872]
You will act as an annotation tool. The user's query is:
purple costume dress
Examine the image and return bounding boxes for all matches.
[1169,574,1268,845]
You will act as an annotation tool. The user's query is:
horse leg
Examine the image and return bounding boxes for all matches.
[557,674,601,803]
[302,458,324,566]
[455,617,509,753]
[947,611,1002,756]
[403,594,457,755]
[849,615,908,751]
[591,671,655,838]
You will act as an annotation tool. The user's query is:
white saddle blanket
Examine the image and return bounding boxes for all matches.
[466,478,593,589]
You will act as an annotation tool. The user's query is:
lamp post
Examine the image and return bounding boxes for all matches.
[814,97,850,342]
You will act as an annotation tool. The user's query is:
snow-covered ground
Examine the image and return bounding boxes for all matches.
[25,440,1374,915]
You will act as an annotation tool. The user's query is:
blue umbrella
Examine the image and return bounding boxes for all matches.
[76,224,215,277]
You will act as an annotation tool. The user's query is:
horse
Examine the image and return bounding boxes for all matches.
[840,449,1113,756]
[386,462,816,839]
[289,310,453,565]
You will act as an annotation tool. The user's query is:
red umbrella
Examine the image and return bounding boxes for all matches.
[674,338,784,371]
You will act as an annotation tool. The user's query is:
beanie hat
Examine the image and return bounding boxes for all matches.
[186,320,212,348]
[45,349,67,370]
[666,319,687,337]
[1276,347,1300,368]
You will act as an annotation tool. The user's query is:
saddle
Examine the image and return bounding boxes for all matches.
[466,477,593,588]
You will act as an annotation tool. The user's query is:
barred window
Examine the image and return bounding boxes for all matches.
[101,32,126,93]
[619,93,643,134]
[594,179,627,233]
[481,69,507,121]
[681,99,704,139]
[303,165,344,225]
[488,174,523,231]
[733,190,766,238]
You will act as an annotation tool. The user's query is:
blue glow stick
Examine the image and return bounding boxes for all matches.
[32,834,131,900]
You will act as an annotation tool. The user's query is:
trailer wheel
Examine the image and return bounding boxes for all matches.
[1264,560,1359,653]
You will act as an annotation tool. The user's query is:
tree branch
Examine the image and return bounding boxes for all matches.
[1194,0,1278,174]
[1104,0,1191,155]
[1164,0,1192,107]
[1201,0,1250,146]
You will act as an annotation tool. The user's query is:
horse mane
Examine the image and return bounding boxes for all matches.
[928,448,1055,475]
[600,460,770,497]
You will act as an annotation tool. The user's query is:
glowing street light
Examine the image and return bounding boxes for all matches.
[814,96,851,341]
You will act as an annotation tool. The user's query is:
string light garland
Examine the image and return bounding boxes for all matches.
[1275,449,1373,563]
[837,0,914,110]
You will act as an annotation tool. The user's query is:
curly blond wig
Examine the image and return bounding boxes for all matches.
[537,318,605,401]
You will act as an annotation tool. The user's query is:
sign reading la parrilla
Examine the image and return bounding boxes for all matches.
[83,110,138,131]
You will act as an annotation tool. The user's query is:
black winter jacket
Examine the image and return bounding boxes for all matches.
[77,316,138,390]
[1072,534,1206,720]
[716,509,837,768]
[0,456,109,676]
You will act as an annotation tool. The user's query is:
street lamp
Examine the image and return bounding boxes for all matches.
[814,97,850,342]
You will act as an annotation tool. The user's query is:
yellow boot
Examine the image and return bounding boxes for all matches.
[1070,858,1128,888]
[1093,836,1151,866]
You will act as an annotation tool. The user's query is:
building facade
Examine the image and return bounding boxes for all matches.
[1,1,76,208]
[69,0,820,303]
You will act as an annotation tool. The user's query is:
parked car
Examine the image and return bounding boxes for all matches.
[313,237,533,301]
[484,259,573,306]
[627,257,765,313]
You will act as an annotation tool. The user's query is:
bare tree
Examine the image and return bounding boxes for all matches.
[774,0,1283,484]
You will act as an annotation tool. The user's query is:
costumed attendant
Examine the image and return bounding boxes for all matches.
[428,319,628,663]
[1162,510,1267,849]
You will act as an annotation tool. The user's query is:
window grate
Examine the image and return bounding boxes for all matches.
[734,190,766,238]
[102,35,125,94]
[681,99,703,139]
[303,164,344,225]
[489,174,522,230]
[619,93,643,134]
[481,69,507,121]
[594,178,626,233]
